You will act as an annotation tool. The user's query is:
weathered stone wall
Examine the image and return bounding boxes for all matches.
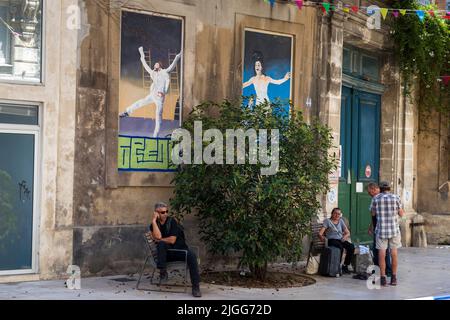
[74,0,424,276]
[74,0,318,276]
[416,111,450,244]
[0,0,78,283]
[314,3,419,246]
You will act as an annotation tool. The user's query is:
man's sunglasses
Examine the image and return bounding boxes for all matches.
[158,210,169,214]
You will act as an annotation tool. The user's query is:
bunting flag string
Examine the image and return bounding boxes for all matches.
[295,0,303,10]
[380,8,388,20]
[262,0,450,21]
[416,10,426,22]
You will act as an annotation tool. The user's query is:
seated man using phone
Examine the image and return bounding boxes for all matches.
[149,202,202,297]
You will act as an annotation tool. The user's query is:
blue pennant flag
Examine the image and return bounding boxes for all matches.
[416,10,425,22]
[269,0,275,7]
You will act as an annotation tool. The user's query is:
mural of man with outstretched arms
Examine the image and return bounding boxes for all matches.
[120,46,182,138]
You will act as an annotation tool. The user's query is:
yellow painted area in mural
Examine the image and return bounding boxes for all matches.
[118,136,176,171]
[119,79,178,121]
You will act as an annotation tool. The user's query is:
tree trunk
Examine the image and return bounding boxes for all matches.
[249,262,268,281]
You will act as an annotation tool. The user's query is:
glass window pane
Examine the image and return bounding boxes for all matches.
[361,55,379,81]
[343,48,351,74]
[352,51,359,75]
[0,0,42,82]
[0,103,38,125]
[0,133,35,271]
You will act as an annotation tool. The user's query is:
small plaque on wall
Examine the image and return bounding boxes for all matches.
[356,182,364,193]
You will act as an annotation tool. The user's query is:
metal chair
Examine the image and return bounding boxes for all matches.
[306,221,327,269]
[136,233,198,293]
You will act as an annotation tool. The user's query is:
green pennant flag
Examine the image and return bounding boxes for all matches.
[322,2,330,13]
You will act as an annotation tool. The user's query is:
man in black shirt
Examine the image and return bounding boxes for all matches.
[149,202,201,297]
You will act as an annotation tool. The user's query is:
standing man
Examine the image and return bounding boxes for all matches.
[120,46,182,138]
[370,181,405,286]
[367,182,392,277]
[149,202,202,297]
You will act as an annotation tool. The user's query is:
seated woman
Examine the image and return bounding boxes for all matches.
[318,207,355,274]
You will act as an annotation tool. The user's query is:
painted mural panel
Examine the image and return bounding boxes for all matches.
[242,29,293,117]
[118,10,183,172]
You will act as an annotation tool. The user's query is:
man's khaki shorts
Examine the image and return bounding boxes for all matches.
[376,234,402,250]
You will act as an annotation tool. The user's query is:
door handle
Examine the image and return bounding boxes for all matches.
[347,169,351,184]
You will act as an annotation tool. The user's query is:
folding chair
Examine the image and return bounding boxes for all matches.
[136,233,199,293]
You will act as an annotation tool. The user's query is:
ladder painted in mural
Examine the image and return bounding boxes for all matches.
[168,52,181,121]
[141,50,181,121]
[142,48,152,89]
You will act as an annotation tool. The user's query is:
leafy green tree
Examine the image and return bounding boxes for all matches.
[170,100,336,280]
[390,0,449,113]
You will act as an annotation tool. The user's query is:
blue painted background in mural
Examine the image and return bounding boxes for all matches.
[243,30,293,118]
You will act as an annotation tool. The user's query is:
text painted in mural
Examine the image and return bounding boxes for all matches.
[118,135,176,172]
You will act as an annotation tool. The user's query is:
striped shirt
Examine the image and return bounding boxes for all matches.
[370,192,402,239]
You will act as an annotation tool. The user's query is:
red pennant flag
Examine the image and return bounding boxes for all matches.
[351,6,358,13]
[295,0,303,10]
[442,76,450,86]
[428,10,435,17]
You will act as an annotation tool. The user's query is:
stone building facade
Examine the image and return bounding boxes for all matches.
[0,0,448,282]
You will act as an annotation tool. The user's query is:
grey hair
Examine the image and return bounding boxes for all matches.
[155,202,168,210]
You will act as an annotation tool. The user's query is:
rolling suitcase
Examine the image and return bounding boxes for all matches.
[319,246,342,277]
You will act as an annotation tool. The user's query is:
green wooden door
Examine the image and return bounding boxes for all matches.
[338,86,380,244]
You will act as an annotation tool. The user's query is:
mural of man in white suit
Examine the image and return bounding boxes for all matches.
[120,46,182,138]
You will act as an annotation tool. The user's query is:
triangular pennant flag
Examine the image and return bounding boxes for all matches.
[428,10,435,17]
[331,5,336,11]
[442,76,450,86]
[295,0,303,10]
[416,10,425,22]
[351,6,358,13]
[380,8,388,20]
[343,7,350,13]
[400,9,407,16]
[444,12,450,20]
[392,10,399,18]
[322,2,330,14]
[269,0,275,7]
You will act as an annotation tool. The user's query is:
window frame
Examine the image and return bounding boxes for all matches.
[0,100,41,276]
[0,0,45,86]
[343,45,380,83]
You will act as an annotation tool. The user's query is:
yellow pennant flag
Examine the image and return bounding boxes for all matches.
[400,9,407,16]
[380,8,388,20]
[343,8,350,13]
